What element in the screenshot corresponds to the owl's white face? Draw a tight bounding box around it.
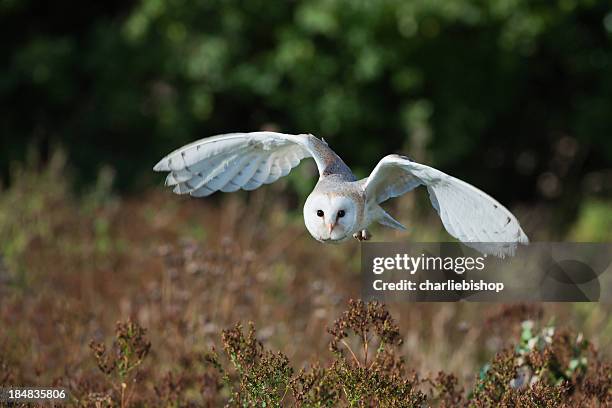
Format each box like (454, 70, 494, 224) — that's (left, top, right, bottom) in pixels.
(303, 193, 358, 243)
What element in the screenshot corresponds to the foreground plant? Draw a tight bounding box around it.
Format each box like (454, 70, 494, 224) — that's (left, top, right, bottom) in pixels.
(324, 299, 426, 407)
(82, 302, 609, 407)
(203, 322, 293, 407)
(88, 319, 151, 407)
(204, 300, 610, 407)
(468, 320, 610, 407)
(205, 300, 425, 407)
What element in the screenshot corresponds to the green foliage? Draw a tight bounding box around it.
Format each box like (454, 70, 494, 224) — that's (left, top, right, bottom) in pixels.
(2, 0, 611, 221)
(569, 199, 612, 241)
(0, 150, 69, 284)
(0, 150, 124, 289)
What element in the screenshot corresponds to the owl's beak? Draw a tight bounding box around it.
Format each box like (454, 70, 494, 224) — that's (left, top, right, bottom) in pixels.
(327, 222, 336, 234)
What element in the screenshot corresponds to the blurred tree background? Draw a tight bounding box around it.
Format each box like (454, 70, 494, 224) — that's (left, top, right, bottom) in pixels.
(1, 0, 611, 234)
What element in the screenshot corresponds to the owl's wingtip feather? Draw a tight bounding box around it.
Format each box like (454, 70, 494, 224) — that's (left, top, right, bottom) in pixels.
(153, 159, 168, 172)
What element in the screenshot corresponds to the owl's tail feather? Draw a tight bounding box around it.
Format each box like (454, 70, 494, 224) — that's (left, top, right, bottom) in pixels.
(376, 207, 407, 231)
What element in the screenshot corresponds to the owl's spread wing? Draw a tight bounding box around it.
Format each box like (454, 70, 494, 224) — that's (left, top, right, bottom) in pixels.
(153, 132, 343, 197)
(364, 154, 528, 256)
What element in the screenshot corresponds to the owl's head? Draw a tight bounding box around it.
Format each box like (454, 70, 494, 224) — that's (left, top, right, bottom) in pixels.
(303, 192, 358, 243)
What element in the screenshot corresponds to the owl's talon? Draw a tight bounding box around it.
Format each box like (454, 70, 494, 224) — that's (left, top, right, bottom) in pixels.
(353, 229, 372, 241)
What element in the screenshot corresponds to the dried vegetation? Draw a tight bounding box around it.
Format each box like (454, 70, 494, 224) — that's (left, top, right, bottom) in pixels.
(0, 155, 610, 406)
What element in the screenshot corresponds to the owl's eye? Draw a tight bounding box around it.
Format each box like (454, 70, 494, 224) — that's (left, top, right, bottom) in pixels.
(316, 210, 324, 217)
(337, 210, 346, 218)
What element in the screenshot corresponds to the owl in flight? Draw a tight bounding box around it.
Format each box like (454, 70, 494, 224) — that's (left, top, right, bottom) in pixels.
(154, 132, 528, 256)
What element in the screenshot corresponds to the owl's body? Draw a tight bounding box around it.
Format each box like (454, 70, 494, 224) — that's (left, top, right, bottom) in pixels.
(155, 132, 528, 256)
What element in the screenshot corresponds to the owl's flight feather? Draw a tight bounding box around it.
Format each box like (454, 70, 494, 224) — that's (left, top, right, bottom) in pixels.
(364, 154, 528, 256)
(153, 132, 343, 196)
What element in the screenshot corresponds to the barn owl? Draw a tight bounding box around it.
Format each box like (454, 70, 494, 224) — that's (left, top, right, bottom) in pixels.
(154, 132, 528, 256)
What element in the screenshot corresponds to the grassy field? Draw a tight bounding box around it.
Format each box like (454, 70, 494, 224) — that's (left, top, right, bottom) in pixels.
(0, 154, 610, 406)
